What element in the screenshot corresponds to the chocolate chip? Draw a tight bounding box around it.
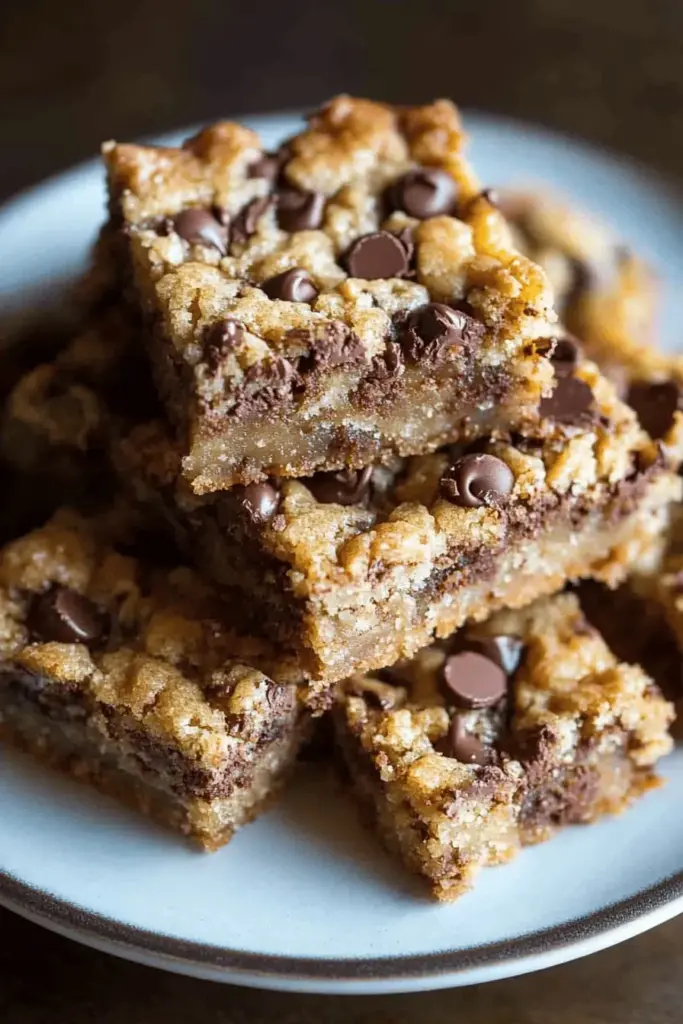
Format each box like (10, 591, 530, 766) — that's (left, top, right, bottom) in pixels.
(345, 231, 410, 279)
(230, 196, 272, 246)
(306, 466, 373, 506)
(441, 651, 508, 709)
(439, 715, 488, 765)
(262, 268, 318, 303)
(465, 636, 524, 676)
(232, 357, 296, 421)
(539, 375, 596, 424)
(388, 168, 457, 219)
(627, 380, 682, 440)
(440, 453, 514, 508)
(238, 482, 280, 524)
(27, 587, 105, 645)
(248, 153, 280, 183)
(544, 335, 583, 377)
(277, 187, 325, 232)
(173, 209, 228, 255)
(400, 303, 485, 365)
(204, 319, 245, 370)
(295, 322, 365, 374)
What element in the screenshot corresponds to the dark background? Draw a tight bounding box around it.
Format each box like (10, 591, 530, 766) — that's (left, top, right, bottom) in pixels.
(1, 0, 683, 1020)
(2, 0, 683, 203)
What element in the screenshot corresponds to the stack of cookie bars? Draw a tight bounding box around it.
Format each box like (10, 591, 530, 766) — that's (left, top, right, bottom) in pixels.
(1, 97, 680, 900)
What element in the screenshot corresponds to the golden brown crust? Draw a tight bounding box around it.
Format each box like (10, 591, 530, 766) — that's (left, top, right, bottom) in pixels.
(104, 97, 559, 491)
(0, 513, 309, 776)
(505, 189, 683, 463)
(116, 357, 681, 683)
(120, 359, 669, 590)
(505, 189, 683, 379)
(336, 593, 673, 900)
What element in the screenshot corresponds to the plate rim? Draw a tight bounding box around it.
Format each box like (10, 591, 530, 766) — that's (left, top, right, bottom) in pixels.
(2, 108, 683, 993)
(2, 868, 683, 990)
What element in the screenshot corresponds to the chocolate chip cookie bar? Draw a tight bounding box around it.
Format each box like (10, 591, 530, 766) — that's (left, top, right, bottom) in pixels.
(115, 354, 680, 688)
(1, 307, 145, 468)
(104, 97, 558, 492)
(0, 306, 153, 541)
(335, 592, 674, 900)
(504, 190, 683, 386)
(505, 191, 683, 458)
(579, 403, 683, 719)
(0, 513, 311, 849)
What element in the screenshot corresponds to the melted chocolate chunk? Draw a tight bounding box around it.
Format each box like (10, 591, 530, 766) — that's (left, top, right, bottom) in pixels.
(438, 715, 488, 765)
(204, 319, 245, 370)
(627, 380, 683, 440)
(540, 375, 596, 425)
(230, 196, 273, 246)
(27, 587, 105, 645)
(295, 321, 365, 374)
(400, 303, 484, 365)
(542, 335, 583, 377)
(440, 453, 514, 508)
(248, 153, 280, 183)
(232, 358, 296, 420)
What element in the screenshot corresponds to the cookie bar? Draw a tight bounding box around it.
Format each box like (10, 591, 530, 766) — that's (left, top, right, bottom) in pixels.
(335, 592, 674, 901)
(104, 97, 558, 492)
(115, 355, 680, 687)
(1, 306, 151, 471)
(0, 307, 152, 541)
(505, 192, 683, 461)
(580, 423, 683, 720)
(0, 513, 311, 849)
(504, 190, 683, 384)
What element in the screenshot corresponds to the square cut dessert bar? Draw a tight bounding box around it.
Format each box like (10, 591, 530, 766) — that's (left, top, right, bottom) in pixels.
(0, 513, 312, 849)
(116, 354, 681, 688)
(0, 306, 155, 542)
(103, 96, 559, 492)
(334, 592, 674, 901)
(505, 191, 683, 461)
(1, 306, 151, 470)
(578, 366, 683, 724)
(579, 376, 683, 718)
(504, 190, 683, 389)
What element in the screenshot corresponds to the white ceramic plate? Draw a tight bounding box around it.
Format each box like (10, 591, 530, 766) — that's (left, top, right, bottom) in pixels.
(1, 112, 682, 995)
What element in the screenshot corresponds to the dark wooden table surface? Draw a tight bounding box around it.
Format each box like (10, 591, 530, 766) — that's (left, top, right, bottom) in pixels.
(1, 1, 682, 1019)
